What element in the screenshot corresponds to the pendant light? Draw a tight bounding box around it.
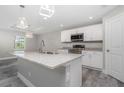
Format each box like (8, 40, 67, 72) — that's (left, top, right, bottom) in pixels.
(16, 5, 29, 29)
(39, 5, 55, 19)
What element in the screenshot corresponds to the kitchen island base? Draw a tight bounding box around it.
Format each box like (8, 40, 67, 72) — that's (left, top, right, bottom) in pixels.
(17, 56, 82, 87)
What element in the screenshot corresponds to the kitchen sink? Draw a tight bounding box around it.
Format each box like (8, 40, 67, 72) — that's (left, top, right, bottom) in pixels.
(42, 51, 59, 54)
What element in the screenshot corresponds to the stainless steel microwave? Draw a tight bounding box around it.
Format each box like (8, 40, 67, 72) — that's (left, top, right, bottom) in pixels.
(71, 33, 84, 42)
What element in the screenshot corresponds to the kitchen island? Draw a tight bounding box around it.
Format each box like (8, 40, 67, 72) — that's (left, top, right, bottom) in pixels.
(13, 51, 82, 87)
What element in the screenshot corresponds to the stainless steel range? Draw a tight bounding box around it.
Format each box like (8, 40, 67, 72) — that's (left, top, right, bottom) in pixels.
(69, 45, 85, 54)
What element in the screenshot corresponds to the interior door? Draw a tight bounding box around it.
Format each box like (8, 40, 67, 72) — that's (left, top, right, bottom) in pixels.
(105, 14, 124, 82)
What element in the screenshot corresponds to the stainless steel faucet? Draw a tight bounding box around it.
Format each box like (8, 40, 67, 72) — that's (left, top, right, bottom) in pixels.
(39, 40, 45, 53)
(41, 40, 45, 47)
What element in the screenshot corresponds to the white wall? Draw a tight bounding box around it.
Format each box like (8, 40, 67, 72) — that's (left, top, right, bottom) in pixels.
(25, 36, 39, 51)
(0, 29, 38, 55)
(37, 31, 63, 51)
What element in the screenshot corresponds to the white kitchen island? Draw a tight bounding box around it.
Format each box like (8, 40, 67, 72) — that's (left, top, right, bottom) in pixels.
(13, 51, 82, 87)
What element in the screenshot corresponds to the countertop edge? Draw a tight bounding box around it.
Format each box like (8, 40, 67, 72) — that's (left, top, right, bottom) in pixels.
(15, 54, 82, 69)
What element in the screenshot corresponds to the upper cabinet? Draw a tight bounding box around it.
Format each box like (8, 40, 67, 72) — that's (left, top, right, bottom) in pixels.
(81, 24, 103, 41)
(70, 28, 79, 35)
(90, 24, 103, 41)
(61, 30, 71, 42)
(61, 24, 103, 43)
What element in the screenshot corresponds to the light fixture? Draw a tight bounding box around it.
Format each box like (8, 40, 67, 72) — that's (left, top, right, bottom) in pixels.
(16, 5, 29, 29)
(39, 5, 55, 19)
(16, 17, 29, 29)
(60, 24, 64, 27)
(25, 31, 33, 38)
(89, 16, 93, 20)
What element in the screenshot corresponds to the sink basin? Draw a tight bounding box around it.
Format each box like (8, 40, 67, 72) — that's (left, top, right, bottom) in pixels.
(42, 51, 59, 54)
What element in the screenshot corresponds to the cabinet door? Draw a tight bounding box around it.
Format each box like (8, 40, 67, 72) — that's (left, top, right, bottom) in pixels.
(82, 52, 92, 66)
(61, 31, 66, 42)
(83, 24, 103, 41)
(92, 24, 103, 41)
(70, 29, 78, 35)
(61, 30, 71, 42)
(77, 27, 84, 34)
(91, 52, 103, 69)
(84, 29, 93, 41)
(66, 31, 71, 42)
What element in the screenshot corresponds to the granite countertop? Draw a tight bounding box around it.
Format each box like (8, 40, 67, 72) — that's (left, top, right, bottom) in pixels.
(13, 51, 82, 69)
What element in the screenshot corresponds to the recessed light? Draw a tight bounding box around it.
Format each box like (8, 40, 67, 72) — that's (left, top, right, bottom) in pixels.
(60, 24, 64, 27)
(89, 17, 93, 20)
(43, 17, 48, 20)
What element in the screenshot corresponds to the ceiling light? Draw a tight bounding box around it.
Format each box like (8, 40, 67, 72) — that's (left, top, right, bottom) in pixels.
(43, 17, 48, 20)
(89, 16, 93, 20)
(16, 17, 29, 29)
(60, 24, 64, 27)
(25, 32, 33, 38)
(39, 5, 55, 19)
(16, 5, 29, 29)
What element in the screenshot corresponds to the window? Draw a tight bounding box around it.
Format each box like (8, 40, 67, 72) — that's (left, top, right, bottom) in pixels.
(15, 36, 25, 50)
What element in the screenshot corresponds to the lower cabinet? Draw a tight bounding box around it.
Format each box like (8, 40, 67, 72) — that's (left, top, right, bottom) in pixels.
(82, 51, 103, 69)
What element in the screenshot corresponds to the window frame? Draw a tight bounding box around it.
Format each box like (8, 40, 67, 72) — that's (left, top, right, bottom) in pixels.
(14, 35, 26, 51)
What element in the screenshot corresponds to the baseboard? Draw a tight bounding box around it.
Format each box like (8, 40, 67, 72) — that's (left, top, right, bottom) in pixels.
(17, 72, 35, 87)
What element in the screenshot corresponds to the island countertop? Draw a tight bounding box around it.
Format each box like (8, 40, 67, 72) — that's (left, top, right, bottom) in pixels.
(13, 51, 82, 69)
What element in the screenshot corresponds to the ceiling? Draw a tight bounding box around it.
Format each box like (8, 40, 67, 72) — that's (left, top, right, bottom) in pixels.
(0, 5, 118, 34)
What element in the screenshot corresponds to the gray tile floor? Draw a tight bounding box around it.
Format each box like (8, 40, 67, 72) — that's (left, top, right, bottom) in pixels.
(0, 66, 26, 87)
(0, 66, 124, 87)
(4, 77, 27, 87)
(82, 67, 124, 87)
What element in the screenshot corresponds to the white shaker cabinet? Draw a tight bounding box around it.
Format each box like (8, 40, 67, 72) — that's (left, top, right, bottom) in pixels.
(70, 29, 78, 35)
(82, 51, 103, 69)
(78, 24, 103, 41)
(83, 28, 93, 41)
(77, 27, 84, 34)
(61, 30, 71, 42)
(91, 24, 103, 41)
(81, 51, 92, 67)
(91, 51, 103, 68)
(61, 24, 103, 42)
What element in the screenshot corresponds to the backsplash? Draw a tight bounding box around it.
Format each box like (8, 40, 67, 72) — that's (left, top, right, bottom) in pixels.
(62, 42, 103, 49)
(38, 31, 103, 51)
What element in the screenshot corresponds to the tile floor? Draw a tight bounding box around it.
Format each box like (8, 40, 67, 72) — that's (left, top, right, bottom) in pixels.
(82, 67, 124, 87)
(4, 77, 27, 87)
(0, 67, 124, 87)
